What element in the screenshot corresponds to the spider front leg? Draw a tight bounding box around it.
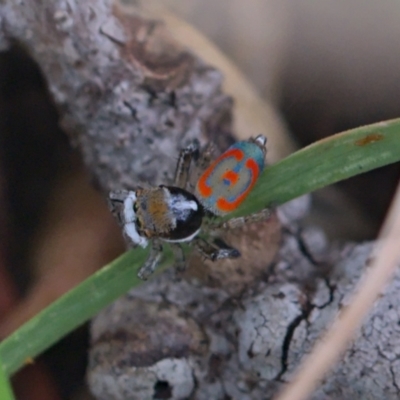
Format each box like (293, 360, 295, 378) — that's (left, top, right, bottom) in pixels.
(173, 140, 200, 189)
(138, 239, 163, 280)
(108, 189, 131, 226)
(188, 141, 216, 191)
(192, 237, 241, 261)
(174, 139, 217, 192)
(209, 208, 271, 230)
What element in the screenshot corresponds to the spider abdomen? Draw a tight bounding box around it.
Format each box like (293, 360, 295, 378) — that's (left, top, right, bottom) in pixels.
(195, 135, 267, 215)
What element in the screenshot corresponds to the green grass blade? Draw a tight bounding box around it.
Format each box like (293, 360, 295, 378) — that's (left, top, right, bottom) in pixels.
(0, 362, 15, 400)
(1, 118, 400, 376)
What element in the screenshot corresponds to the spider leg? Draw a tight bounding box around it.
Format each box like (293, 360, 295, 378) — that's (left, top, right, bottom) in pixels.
(170, 243, 187, 273)
(138, 239, 163, 280)
(108, 189, 132, 225)
(188, 141, 216, 191)
(209, 208, 271, 230)
(192, 237, 240, 261)
(173, 140, 200, 189)
(196, 141, 215, 170)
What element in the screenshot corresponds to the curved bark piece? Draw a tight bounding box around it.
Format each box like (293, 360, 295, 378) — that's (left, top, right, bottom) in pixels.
(0, 0, 233, 190)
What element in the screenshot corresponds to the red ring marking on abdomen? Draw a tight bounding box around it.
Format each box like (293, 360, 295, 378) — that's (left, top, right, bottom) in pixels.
(196, 148, 244, 198)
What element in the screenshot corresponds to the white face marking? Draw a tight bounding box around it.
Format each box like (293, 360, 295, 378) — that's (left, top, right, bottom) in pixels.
(162, 228, 201, 243)
(123, 191, 137, 223)
(124, 224, 148, 248)
(122, 191, 148, 248)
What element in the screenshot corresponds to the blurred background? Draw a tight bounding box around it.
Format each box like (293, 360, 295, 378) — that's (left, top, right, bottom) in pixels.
(1, 1, 400, 398)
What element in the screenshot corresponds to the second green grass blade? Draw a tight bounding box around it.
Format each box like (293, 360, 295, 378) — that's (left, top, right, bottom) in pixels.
(1, 118, 400, 377)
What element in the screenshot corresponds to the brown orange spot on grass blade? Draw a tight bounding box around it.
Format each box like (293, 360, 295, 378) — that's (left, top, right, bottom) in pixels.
(355, 133, 384, 146)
